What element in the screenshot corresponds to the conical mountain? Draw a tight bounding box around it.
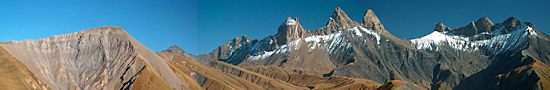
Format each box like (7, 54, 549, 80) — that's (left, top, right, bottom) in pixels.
(0, 26, 198, 90)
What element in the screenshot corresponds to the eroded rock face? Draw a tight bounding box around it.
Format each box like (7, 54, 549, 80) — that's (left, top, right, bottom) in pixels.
(276, 17, 314, 45)
(317, 7, 361, 35)
(454, 21, 479, 36)
(475, 17, 495, 32)
(363, 9, 385, 32)
(434, 22, 452, 32)
(0, 26, 188, 90)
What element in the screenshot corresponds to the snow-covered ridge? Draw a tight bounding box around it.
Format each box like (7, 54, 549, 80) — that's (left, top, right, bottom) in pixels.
(246, 26, 381, 61)
(410, 24, 537, 55)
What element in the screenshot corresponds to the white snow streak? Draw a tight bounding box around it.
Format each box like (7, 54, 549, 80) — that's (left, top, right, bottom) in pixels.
(410, 24, 537, 55)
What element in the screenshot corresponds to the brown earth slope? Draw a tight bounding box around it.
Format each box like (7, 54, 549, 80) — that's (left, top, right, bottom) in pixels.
(0, 44, 51, 90)
(158, 52, 403, 90)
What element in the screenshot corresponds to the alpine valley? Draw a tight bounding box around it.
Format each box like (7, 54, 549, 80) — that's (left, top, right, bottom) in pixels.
(1, 7, 549, 90)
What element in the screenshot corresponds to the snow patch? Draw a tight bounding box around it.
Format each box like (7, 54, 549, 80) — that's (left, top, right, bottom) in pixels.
(286, 19, 297, 26)
(358, 26, 381, 45)
(247, 26, 382, 61)
(247, 38, 301, 61)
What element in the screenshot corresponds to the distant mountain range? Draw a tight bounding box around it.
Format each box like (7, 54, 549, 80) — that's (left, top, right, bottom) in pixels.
(0, 7, 548, 90)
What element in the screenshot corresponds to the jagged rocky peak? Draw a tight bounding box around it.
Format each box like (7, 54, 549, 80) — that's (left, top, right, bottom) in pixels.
(363, 9, 385, 31)
(434, 22, 452, 32)
(329, 7, 359, 29)
(501, 16, 524, 33)
(454, 21, 479, 36)
(284, 17, 298, 26)
(234, 35, 251, 41)
(276, 17, 312, 45)
(503, 16, 522, 26)
(317, 7, 360, 35)
(475, 16, 495, 32)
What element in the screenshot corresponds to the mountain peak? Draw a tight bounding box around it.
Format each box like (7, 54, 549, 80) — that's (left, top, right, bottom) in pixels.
(284, 17, 298, 26)
(476, 17, 492, 23)
(363, 9, 380, 25)
(503, 16, 522, 26)
(434, 22, 451, 32)
(328, 7, 359, 28)
(97, 26, 123, 29)
(453, 21, 479, 36)
(277, 17, 312, 45)
(162, 45, 188, 54)
(475, 16, 495, 32)
(362, 9, 385, 31)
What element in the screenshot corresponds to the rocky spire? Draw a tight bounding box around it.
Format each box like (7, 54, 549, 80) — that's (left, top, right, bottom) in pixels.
(316, 7, 360, 35)
(434, 22, 451, 32)
(474, 17, 494, 32)
(363, 9, 385, 31)
(454, 21, 478, 36)
(501, 16, 523, 34)
(276, 17, 313, 45)
(328, 7, 359, 29)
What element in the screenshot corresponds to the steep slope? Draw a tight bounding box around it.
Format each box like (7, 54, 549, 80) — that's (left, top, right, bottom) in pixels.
(473, 56, 550, 90)
(0, 44, 51, 90)
(0, 26, 189, 90)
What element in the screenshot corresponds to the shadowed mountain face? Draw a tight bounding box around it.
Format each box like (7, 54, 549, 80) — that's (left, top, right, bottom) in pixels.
(179, 7, 550, 90)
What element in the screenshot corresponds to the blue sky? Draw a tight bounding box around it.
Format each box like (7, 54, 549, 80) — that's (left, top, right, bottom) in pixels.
(0, 0, 198, 54)
(2, 0, 548, 55)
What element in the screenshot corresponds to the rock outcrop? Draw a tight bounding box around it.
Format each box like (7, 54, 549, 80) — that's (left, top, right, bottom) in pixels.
(317, 7, 361, 35)
(434, 22, 452, 32)
(453, 21, 479, 36)
(475, 17, 495, 32)
(275, 17, 314, 45)
(363, 9, 385, 32)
